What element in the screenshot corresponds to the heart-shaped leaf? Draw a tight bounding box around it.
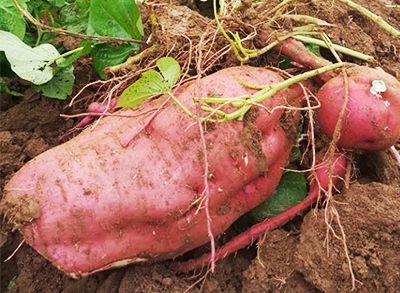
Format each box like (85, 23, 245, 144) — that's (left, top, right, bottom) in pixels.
(117, 57, 181, 108)
(0, 30, 60, 85)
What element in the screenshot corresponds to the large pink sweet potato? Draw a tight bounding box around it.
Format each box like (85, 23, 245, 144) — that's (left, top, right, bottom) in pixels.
(1, 66, 303, 278)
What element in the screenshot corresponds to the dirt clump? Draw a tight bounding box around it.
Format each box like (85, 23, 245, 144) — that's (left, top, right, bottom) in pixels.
(296, 182, 400, 292)
(242, 229, 320, 293)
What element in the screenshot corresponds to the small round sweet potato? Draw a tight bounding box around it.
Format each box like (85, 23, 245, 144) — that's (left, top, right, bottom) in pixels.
(316, 66, 400, 151)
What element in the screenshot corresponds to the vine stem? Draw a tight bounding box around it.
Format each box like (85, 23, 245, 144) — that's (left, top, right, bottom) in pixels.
(11, 0, 145, 44)
(337, 0, 400, 38)
(55, 47, 85, 61)
(292, 35, 374, 62)
(167, 92, 197, 120)
(190, 63, 346, 122)
(221, 62, 346, 121)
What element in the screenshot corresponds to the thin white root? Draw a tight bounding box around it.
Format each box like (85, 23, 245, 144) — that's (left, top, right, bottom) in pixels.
(196, 32, 216, 273)
(389, 145, 400, 167)
(4, 239, 25, 262)
(256, 230, 269, 269)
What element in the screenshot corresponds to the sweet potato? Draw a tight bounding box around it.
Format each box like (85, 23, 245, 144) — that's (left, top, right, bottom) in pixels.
(1, 66, 303, 278)
(273, 38, 400, 151)
(316, 66, 400, 151)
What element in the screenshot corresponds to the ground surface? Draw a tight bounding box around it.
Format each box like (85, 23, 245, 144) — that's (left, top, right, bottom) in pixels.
(1, 0, 400, 292)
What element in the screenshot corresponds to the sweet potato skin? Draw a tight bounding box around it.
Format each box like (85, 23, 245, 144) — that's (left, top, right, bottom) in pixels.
(2, 66, 301, 278)
(316, 66, 400, 151)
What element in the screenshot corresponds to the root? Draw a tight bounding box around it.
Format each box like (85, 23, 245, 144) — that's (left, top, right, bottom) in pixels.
(196, 111, 216, 273)
(183, 270, 209, 293)
(255, 230, 269, 269)
(4, 239, 25, 262)
(194, 31, 219, 273)
(389, 145, 400, 167)
(323, 67, 358, 290)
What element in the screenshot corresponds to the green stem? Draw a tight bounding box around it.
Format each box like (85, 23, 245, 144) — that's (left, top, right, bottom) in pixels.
(237, 80, 269, 90)
(293, 35, 374, 62)
(265, 0, 297, 27)
(293, 24, 318, 32)
(193, 63, 347, 122)
(56, 47, 85, 61)
(268, 0, 296, 16)
(221, 62, 346, 122)
(213, 0, 245, 61)
(337, 0, 400, 38)
(33, 8, 43, 46)
(168, 92, 197, 120)
(47, 11, 56, 26)
(246, 30, 316, 59)
(281, 14, 334, 26)
(320, 32, 342, 63)
(193, 93, 252, 104)
(230, 32, 257, 55)
(50, 47, 85, 75)
(200, 105, 227, 117)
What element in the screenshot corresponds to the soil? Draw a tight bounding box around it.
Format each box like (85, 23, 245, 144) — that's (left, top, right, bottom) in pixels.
(1, 0, 400, 292)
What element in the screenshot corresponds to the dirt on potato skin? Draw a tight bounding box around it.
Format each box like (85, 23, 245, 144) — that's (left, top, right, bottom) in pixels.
(1, 0, 400, 292)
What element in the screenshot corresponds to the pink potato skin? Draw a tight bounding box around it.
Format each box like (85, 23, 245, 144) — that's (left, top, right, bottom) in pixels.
(2, 66, 302, 278)
(317, 66, 400, 151)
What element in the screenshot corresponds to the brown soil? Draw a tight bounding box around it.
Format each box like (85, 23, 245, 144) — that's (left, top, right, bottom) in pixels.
(1, 0, 400, 292)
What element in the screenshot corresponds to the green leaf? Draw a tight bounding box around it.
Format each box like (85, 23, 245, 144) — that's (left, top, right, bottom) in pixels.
(117, 70, 166, 108)
(76, 0, 91, 11)
(58, 0, 90, 33)
(156, 57, 181, 88)
(0, 0, 27, 39)
(88, 0, 143, 39)
(87, 0, 143, 78)
(0, 30, 60, 85)
(305, 43, 321, 56)
(278, 54, 293, 70)
(245, 171, 308, 223)
(91, 43, 138, 79)
(117, 57, 181, 108)
(34, 59, 74, 100)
